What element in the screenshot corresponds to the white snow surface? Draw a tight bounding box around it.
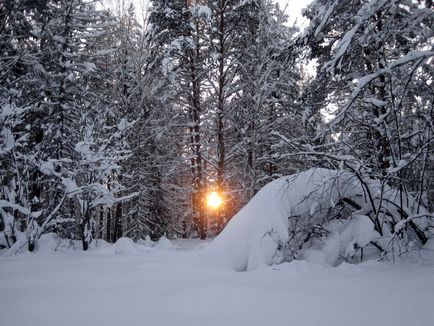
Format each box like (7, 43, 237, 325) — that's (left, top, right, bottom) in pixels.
(1, 168, 433, 325)
(1, 237, 434, 326)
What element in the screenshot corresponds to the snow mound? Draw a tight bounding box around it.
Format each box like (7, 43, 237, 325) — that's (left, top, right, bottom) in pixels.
(1, 233, 176, 257)
(114, 237, 139, 254)
(155, 236, 177, 250)
(136, 235, 177, 250)
(137, 235, 156, 247)
(201, 168, 432, 270)
(37, 233, 65, 253)
(1, 232, 75, 256)
(88, 239, 116, 255)
(202, 168, 354, 270)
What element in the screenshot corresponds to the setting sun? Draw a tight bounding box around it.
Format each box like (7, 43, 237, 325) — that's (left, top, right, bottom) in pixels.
(206, 191, 223, 209)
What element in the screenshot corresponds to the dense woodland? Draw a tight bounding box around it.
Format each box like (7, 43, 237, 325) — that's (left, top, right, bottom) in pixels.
(1, 0, 433, 257)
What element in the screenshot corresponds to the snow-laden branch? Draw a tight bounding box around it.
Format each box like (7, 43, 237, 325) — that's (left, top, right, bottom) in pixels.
(332, 51, 434, 127)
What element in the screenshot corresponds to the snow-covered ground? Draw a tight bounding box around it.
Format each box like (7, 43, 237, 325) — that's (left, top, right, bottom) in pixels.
(1, 238, 434, 326)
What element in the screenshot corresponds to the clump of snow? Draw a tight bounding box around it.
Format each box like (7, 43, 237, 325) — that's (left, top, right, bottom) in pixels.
(137, 235, 155, 247)
(39, 161, 55, 175)
(304, 233, 341, 266)
(191, 5, 211, 19)
(171, 238, 211, 251)
(114, 237, 139, 254)
(36, 233, 63, 253)
(136, 235, 177, 250)
(0, 234, 8, 249)
(92, 239, 111, 249)
(161, 57, 174, 80)
(82, 62, 96, 73)
(88, 239, 115, 255)
(304, 215, 376, 266)
(1, 232, 27, 256)
(155, 236, 177, 250)
(347, 214, 375, 247)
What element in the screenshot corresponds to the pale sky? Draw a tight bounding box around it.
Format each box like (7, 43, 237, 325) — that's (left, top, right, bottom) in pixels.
(119, 0, 313, 27)
(277, 0, 312, 27)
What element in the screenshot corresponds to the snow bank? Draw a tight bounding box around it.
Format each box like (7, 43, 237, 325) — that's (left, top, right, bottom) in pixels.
(199, 175, 290, 271)
(0, 233, 178, 257)
(1, 233, 70, 256)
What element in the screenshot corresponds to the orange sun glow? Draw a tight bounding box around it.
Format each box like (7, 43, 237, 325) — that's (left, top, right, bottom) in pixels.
(206, 191, 223, 209)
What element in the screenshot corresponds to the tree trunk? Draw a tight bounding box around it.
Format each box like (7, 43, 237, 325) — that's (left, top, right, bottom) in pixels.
(216, 5, 227, 231)
(106, 209, 111, 243)
(114, 202, 123, 241)
(187, 11, 205, 239)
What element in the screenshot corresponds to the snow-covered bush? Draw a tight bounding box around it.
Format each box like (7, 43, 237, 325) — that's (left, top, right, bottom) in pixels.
(204, 168, 434, 270)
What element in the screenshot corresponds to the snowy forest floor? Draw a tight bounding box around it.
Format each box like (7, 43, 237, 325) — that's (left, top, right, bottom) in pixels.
(1, 238, 434, 326)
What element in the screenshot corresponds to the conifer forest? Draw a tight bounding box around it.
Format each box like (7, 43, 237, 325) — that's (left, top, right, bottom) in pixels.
(1, 1, 434, 325)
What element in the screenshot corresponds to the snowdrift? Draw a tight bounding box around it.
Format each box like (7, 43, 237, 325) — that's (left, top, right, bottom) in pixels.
(202, 168, 433, 270)
(0, 232, 178, 256)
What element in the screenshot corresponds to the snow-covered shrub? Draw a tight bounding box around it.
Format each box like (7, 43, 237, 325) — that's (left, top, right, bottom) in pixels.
(204, 168, 434, 270)
(287, 169, 433, 264)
